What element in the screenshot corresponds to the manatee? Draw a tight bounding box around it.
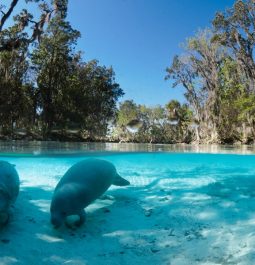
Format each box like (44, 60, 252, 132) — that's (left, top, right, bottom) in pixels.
(50, 158, 130, 228)
(0, 161, 20, 226)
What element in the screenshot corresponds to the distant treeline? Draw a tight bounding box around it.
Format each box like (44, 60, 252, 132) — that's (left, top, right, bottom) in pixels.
(1, 0, 255, 144)
(118, 0, 255, 144)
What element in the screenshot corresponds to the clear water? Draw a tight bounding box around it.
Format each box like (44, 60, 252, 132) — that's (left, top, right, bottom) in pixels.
(2, 148, 255, 195)
(1, 142, 255, 264)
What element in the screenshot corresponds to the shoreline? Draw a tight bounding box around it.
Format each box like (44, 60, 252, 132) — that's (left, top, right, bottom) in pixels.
(0, 140, 255, 156)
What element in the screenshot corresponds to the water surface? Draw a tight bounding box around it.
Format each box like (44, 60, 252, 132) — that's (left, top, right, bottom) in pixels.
(1, 142, 255, 265)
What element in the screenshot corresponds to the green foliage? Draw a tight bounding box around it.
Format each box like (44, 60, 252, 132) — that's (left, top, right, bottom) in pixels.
(236, 95, 255, 123)
(31, 15, 124, 138)
(0, 35, 32, 133)
(31, 16, 80, 133)
(112, 99, 192, 143)
(66, 60, 124, 137)
(0, 0, 124, 140)
(212, 0, 255, 92)
(117, 100, 139, 127)
(166, 1, 255, 144)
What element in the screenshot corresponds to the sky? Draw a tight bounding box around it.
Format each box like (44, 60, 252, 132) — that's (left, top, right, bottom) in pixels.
(66, 0, 236, 107)
(3, 0, 236, 107)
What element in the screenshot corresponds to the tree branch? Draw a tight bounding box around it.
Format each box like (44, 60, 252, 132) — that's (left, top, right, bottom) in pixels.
(0, 0, 19, 32)
(0, 7, 54, 51)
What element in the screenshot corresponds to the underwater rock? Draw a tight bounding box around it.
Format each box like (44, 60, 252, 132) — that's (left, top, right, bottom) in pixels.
(150, 247, 160, 253)
(144, 208, 153, 217)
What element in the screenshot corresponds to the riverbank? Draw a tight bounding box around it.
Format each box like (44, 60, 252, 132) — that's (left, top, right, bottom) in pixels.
(1, 128, 254, 146)
(0, 140, 255, 156)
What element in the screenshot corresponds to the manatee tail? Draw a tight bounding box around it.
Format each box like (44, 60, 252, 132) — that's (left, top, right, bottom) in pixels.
(113, 173, 130, 186)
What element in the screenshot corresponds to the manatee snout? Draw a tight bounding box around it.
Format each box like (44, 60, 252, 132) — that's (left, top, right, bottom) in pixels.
(113, 173, 130, 186)
(51, 213, 64, 229)
(50, 199, 66, 229)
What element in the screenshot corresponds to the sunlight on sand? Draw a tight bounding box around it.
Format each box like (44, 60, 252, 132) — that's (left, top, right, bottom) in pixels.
(36, 233, 65, 243)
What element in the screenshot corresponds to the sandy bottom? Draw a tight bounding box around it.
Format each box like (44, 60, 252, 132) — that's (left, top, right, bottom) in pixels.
(1, 153, 255, 265)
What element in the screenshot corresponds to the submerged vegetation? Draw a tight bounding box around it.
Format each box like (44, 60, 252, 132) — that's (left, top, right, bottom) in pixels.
(0, 0, 255, 144)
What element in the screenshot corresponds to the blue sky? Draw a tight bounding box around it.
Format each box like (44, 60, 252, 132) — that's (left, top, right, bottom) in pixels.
(67, 0, 236, 107)
(3, 0, 236, 107)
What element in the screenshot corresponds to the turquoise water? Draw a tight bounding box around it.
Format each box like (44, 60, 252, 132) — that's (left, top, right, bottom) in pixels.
(2, 151, 255, 193)
(1, 146, 255, 264)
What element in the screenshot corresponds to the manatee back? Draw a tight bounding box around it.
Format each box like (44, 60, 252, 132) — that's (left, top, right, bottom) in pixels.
(0, 161, 20, 204)
(55, 159, 117, 194)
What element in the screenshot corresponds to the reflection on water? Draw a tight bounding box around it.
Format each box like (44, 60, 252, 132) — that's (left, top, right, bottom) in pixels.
(0, 141, 255, 156)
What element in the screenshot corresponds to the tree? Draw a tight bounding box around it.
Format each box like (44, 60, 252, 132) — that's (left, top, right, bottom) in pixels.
(166, 29, 225, 143)
(113, 100, 139, 141)
(114, 101, 189, 143)
(137, 104, 166, 143)
(66, 60, 124, 139)
(0, 27, 32, 134)
(0, 0, 68, 52)
(31, 11, 80, 135)
(0, 0, 125, 141)
(166, 55, 202, 132)
(216, 57, 247, 142)
(212, 0, 255, 92)
(166, 100, 192, 142)
(117, 100, 139, 128)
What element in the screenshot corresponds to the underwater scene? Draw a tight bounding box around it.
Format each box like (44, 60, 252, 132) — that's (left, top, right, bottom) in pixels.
(0, 142, 255, 265)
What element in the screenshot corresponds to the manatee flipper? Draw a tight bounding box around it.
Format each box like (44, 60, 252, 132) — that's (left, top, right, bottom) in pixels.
(112, 173, 130, 186)
(64, 210, 86, 229)
(75, 209, 86, 227)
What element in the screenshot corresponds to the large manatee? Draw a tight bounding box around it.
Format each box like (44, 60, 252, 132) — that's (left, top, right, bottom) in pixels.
(50, 158, 130, 228)
(0, 161, 20, 226)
